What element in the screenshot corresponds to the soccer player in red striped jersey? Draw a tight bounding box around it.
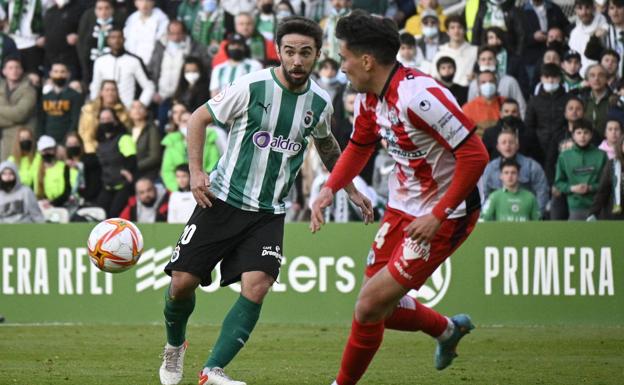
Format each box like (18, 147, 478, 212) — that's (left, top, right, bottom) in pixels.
(310, 10, 490, 385)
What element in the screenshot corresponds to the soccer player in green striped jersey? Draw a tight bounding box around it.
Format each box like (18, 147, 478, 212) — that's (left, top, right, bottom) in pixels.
(159, 16, 374, 385)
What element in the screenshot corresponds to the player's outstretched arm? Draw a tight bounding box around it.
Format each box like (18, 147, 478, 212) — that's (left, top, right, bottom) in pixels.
(188, 105, 216, 208)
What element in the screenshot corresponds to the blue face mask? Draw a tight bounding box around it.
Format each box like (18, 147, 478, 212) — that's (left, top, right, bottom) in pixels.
(204, 0, 218, 13)
(480, 82, 497, 98)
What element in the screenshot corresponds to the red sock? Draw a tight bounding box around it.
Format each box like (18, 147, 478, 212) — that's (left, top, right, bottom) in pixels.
(384, 295, 448, 337)
(336, 318, 385, 385)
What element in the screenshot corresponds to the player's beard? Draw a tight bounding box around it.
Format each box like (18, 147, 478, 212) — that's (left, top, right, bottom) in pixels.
(282, 66, 312, 88)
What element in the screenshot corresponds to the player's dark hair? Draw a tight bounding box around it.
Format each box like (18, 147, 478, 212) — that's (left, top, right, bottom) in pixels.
(168, 19, 188, 35)
(610, 0, 624, 8)
(571, 118, 594, 133)
(436, 56, 456, 71)
(575, 0, 593, 7)
(478, 45, 498, 59)
(566, 95, 584, 109)
(2, 55, 22, 69)
(444, 15, 466, 31)
(336, 10, 400, 66)
(500, 157, 520, 171)
(399, 32, 416, 47)
(502, 98, 519, 108)
(276, 16, 323, 51)
(319, 58, 339, 72)
(541, 63, 561, 78)
(600, 48, 620, 63)
(175, 163, 190, 173)
(499, 125, 519, 138)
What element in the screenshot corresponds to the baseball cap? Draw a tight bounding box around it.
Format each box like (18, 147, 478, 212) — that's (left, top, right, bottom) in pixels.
(37, 135, 56, 152)
(421, 9, 439, 21)
(563, 50, 582, 61)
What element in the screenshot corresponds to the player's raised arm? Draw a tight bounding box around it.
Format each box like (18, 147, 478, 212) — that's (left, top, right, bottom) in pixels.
(187, 105, 215, 208)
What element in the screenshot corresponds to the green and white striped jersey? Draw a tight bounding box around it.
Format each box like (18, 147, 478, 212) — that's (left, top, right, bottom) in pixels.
(206, 67, 333, 214)
(209, 59, 263, 93)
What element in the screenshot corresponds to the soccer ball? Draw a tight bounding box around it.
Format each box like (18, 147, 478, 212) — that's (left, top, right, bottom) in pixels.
(87, 218, 144, 273)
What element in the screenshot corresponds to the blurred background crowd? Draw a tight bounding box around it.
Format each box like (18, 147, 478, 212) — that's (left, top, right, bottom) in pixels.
(0, 0, 623, 225)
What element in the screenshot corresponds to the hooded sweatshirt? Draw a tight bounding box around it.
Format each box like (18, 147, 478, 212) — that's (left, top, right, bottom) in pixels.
(0, 161, 45, 223)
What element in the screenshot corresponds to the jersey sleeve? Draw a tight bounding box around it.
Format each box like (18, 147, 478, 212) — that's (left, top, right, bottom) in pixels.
(405, 86, 475, 151)
(349, 93, 381, 146)
(206, 80, 247, 129)
(311, 102, 333, 139)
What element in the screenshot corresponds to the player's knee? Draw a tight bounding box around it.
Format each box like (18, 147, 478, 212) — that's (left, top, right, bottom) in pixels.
(354, 295, 386, 323)
(170, 271, 200, 299)
(241, 272, 274, 303)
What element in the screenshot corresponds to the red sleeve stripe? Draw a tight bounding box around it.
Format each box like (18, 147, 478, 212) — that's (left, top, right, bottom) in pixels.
(425, 87, 475, 132)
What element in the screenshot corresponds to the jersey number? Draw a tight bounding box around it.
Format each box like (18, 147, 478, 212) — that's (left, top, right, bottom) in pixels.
(374, 222, 391, 249)
(180, 224, 197, 245)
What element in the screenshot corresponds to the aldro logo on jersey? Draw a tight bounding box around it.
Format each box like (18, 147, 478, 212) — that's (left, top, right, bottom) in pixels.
(252, 131, 303, 155)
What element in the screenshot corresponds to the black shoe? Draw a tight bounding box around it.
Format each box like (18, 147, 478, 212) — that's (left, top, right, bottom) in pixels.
(0, 315, 4, 323)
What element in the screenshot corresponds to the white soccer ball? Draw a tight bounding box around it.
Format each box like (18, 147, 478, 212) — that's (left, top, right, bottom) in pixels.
(87, 218, 144, 273)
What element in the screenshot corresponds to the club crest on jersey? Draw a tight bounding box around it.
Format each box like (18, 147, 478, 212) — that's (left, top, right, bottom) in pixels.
(388, 108, 400, 126)
(252, 130, 303, 155)
(302, 110, 314, 128)
(213, 87, 226, 103)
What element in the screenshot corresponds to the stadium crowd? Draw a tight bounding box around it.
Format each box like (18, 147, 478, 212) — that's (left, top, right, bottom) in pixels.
(0, 0, 623, 224)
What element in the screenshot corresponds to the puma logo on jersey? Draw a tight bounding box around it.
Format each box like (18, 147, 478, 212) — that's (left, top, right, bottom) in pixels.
(257, 101, 271, 113)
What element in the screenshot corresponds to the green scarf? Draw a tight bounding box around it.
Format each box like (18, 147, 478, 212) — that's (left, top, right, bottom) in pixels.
(496, 49, 508, 79)
(9, 0, 43, 35)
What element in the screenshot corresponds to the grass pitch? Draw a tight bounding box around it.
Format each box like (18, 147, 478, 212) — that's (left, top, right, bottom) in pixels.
(1, 323, 623, 385)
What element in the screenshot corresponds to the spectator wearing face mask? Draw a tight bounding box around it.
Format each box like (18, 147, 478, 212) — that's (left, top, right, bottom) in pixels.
(482, 99, 542, 162)
(525, 63, 568, 164)
(149, 20, 211, 129)
(405, 0, 447, 38)
(0, 160, 44, 223)
(462, 70, 505, 137)
(38, 63, 83, 143)
(315, 58, 345, 108)
(275, 1, 295, 24)
(120, 177, 169, 222)
(7, 127, 40, 189)
(468, 46, 526, 118)
(256, 0, 278, 41)
(94, 107, 137, 218)
(173, 57, 211, 113)
(414, 10, 448, 68)
(520, 0, 569, 87)
(483, 27, 530, 97)
(432, 16, 477, 86)
(63, 131, 102, 206)
(209, 34, 262, 97)
(34, 135, 77, 209)
(436, 56, 468, 105)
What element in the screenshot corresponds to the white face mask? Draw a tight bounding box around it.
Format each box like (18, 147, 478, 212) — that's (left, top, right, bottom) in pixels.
(480, 82, 497, 98)
(179, 126, 188, 137)
(543, 82, 560, 93)
(184, 72, 200, 85)
(479, 65, 497, 73)
(55, 0, 68, 7)
(422, 26, 438, 38)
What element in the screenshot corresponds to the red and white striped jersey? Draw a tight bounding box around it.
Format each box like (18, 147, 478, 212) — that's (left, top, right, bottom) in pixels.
(351, 64, 479, 218)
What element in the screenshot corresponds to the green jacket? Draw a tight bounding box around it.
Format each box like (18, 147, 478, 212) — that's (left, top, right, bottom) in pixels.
(555, 144, 607, 210)
(37, 87, 82, 142)
(481, 187, 541, 222)
(161, 131, 188, 192)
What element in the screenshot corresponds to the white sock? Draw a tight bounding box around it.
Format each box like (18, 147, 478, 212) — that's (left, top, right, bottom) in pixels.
(331, 381, 339, 385)
(436, 317, 455, 342)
